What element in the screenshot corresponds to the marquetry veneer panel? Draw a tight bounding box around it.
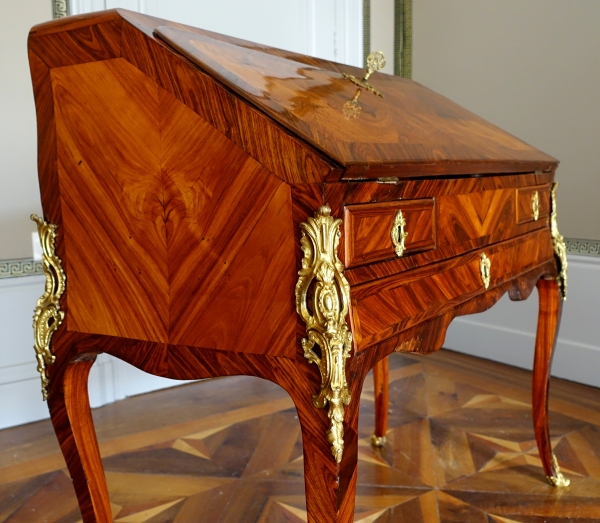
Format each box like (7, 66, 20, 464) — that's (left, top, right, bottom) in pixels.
(517, 184, 550, 224)
(53, 57, 296, 356)
(350, 228, 554, 351)
(327, 177, 554, 285)
(344, 199, 435, 268)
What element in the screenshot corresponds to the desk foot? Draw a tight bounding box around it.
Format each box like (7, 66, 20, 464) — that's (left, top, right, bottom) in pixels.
(372, 357, 389, 448)
(547, 453, 571, 487)
(533, 278, 569, 487)
(371, 434, 386, 447)
(48, 356, 112, 522)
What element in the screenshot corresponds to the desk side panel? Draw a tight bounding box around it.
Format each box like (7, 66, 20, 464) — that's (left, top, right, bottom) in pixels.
(53, 59, 169, 343)
(49, 57, 296, 357)
(29, 11, 341, 187)
(158, 86, 297, 356)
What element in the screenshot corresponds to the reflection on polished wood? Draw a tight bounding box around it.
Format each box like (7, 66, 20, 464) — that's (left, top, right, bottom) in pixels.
(27, 9, 569, 523)
(155, 25, 556, 178)
(2, 350, 600, 522)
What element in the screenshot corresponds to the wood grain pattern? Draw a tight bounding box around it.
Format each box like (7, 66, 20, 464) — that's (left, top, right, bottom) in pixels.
(53, 58, 169, 343)
(372, 357, 389, 442)
(50, 57, 297, 356)
(28, 50, 62, 227)
(517, 183, 550, 224)
(155, 24, 557, 178)
(118, 18, 340, 186)
(326, 175, 555, 285)
(344, 199, 435, 268)
(48, 356, 111, 523)
(27, 9, 568, 523)
(28, 13, 122, 69)
(351, 229, 554, 351)
(533, 277, 564, 480)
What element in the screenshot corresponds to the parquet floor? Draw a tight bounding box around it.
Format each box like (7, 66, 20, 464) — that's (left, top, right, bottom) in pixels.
(1, 349, 600, 522)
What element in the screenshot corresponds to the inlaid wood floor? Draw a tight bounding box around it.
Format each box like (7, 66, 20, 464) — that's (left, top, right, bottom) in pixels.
(1, 349, 600, 522)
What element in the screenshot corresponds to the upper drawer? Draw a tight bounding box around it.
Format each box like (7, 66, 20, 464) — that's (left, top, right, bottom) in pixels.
(517, 184, 550, 224)
(344, 199, 435, 268)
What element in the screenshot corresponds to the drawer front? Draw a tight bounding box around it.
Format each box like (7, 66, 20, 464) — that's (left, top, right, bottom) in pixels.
(344, 199, 435, 268)
(333, 180, 555, 286)
(517, 184, 550, 224)
(349, 228, 554, 351)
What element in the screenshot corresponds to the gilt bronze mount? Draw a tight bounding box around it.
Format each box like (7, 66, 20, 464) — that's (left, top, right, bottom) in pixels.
(342, 51, 386, 97)
(480, 252, 491, 290)
(31, 214, 66, 400)
(548, 453, 571, 487)
(550, 183, 568, 300)
(391, 209, 408, 257)
(531, 190, 540, 221)
(295, 205, 353, 463)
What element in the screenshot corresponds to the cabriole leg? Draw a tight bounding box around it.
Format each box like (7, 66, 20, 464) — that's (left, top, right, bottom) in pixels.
(532, 277, 569, 487)
(274, 357, 361, 523)
(48, 356, 112, 522)
(371, 357, 389, 447)
(293, 384, 360, 523)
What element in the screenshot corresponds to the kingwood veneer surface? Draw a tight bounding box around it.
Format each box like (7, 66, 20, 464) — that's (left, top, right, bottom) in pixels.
(27, 9, 569, 522)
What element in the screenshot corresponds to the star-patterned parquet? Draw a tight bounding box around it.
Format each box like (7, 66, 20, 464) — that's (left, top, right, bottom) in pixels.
(1, 349, 600, 522)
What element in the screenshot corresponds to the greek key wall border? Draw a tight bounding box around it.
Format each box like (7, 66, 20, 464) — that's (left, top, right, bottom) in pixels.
(564, 238, 600, 257)
(0, 259, 44, 280)
(52, 0, 69, 18)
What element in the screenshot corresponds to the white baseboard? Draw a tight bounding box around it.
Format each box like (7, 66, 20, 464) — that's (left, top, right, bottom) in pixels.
(445, 254, 600, 388)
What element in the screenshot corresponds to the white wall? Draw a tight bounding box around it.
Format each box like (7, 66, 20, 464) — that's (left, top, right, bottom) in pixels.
(70, 0, 363, 66)
(369, 0, 395, 75)
(412, 0, 600, 242)
(0, 0, 49, 260)
(408, 1, 600, 385)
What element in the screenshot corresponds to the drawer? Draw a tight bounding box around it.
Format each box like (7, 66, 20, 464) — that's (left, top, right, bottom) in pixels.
(349, 228, 554, 351)
(517, 184, 550, 224)
(344, 199, 435, 268)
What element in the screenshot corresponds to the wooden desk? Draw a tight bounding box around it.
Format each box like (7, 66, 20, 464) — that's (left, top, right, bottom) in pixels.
(28, 10, 568, 522)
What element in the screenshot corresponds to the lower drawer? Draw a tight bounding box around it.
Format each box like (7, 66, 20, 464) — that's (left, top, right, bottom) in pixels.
(349, 228, 554, 351)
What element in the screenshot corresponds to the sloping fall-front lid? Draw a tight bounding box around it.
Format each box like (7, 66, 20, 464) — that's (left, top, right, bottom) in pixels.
(155, 25, 556, 178)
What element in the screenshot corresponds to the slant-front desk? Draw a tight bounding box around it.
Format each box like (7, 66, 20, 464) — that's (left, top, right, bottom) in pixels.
(28, 10, 568, 522)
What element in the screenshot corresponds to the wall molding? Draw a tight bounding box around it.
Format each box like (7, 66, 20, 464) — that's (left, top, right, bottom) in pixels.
(363, 0, 412, 76)
(565, 238, 600, 257)
(52, 0, 69, 18)
(0, 258, 43, 279)
(394, 0, 412, 77)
